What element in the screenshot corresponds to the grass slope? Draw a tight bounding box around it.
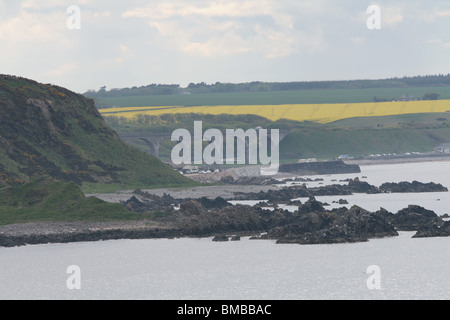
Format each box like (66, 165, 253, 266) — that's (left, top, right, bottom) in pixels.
(0, 75, 197, 192)
(0, 176, 151, 225)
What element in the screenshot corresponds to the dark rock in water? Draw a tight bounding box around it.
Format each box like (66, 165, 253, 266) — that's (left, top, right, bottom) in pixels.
(309, 184, 352, 196)
(212, 235, 229, 242)
(391, 205, 443, 231)
(276, 225, 368, 245)
(441, 214, 450, 218)
(233, 179, 446, 204)
(413, 221, 450, 238)
(269, 205, 398, 245)
(265, 187, 310, 202)
(338, 199, 349, 205)
(347, 178, 380, 194)
(334, 206, 398, 239)
(379, 181, 448, 193)
(230, 235, 241, 241)
(174, 204, 267, 237)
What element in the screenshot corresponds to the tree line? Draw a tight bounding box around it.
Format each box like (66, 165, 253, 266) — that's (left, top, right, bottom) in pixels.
(84, 74, 450, 98)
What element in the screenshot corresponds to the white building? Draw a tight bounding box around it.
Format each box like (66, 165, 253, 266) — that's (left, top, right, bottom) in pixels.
(434, 143, 450, 154)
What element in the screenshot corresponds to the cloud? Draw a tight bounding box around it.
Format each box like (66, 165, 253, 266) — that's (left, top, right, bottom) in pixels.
(0, 0, 448, 93)
(382, 6, 404, 27)
(122, 0, 325, 58)
(122, 0, 276, 19)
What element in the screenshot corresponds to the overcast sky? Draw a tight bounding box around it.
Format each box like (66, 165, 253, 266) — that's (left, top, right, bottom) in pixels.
(1, 0, 449, 93)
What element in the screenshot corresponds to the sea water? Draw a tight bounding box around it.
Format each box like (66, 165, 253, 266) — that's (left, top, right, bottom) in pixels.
(1, 161, 450, 300)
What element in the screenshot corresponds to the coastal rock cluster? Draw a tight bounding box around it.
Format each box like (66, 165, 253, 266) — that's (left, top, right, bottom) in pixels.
(233, 178, 448, 202)
(1, 177, 447, 247)
(162, 197, 446, 245)
(116, 178, 449, 245)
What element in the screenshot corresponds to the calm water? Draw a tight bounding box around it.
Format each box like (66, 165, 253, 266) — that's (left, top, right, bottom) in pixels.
(1, 161, 450, 300)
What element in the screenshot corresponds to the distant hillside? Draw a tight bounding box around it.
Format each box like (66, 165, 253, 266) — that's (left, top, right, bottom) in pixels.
(0, 75, 196, 191)
(104, 112, 450, 162)
(84, 74, 450, 108)
(85, 74, 450, 98)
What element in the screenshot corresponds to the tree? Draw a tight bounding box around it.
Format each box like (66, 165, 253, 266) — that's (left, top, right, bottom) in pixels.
(423, 93, 440, 100)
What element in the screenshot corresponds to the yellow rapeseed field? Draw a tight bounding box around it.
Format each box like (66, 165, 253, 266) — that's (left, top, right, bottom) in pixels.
(99, 100, 450, 124)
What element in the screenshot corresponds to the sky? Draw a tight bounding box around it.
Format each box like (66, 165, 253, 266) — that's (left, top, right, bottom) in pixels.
(0, 0, 449, 93)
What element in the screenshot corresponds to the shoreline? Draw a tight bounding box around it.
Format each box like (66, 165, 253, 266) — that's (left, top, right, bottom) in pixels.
(0, 221, 183, 248)
(3, 157, 450, 248)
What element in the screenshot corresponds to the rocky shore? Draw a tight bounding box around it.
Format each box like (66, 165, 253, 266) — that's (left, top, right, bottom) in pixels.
(1, 196, 447, 247)
(1, 176, 449, 248)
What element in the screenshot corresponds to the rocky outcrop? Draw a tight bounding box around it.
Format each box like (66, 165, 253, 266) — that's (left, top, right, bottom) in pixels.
(168, 198, 399, 245)
(121, 193, 178, 213)
(413, 221, 450, 238)
(388, 205, 443, 231)
(379, 181, 448, 193)
(121, 190, 231, 213)
(212, 235, 229, 242)
(269, 205, 398, 245)
(298, 197, 326, 214)
(1, 198, 445, 247)
(180, 200, 205, 216)
(234, 185, 351, 202)
(346, 178, 380, 194)
(196, 196, 232, 209)
(276, 225, 368, 245)
(233, 179, 448, 202)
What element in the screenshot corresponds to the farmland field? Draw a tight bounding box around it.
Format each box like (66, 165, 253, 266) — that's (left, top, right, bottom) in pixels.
(100, 100, 450, 123)
(94, 86, 450, 108)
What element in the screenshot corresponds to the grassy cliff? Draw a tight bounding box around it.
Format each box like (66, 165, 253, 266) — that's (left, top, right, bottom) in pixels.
(0, 75, 196, 191)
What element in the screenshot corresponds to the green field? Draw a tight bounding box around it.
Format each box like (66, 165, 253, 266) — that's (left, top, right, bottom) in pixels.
(95, 86, 450, 108)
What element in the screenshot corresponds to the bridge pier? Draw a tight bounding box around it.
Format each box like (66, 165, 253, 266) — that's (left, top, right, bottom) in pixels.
(139, 138, 162, 158)
(119, 133, 171, 158)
